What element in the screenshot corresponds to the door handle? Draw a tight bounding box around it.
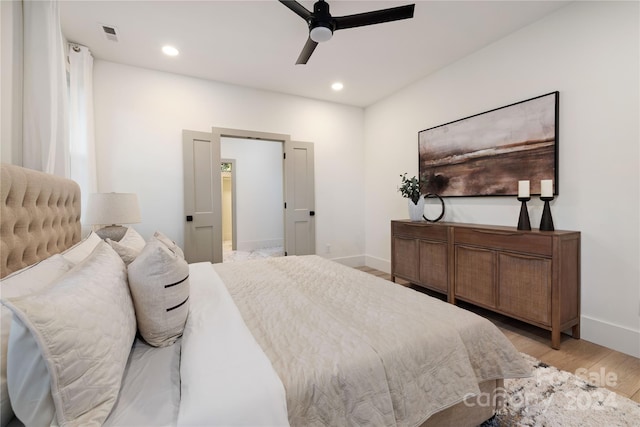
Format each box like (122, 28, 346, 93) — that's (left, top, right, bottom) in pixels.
(310, 211, 315, 216)
(186, 215, 193, 222)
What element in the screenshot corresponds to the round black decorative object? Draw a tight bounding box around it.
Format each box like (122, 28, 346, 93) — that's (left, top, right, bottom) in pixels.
(422, 194, 445, 222)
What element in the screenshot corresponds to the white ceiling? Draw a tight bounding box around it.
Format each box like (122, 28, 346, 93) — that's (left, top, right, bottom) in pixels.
(59, 1, 570, 108)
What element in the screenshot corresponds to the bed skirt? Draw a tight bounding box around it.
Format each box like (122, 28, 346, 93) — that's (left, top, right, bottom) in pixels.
(422, 379, 503, 427)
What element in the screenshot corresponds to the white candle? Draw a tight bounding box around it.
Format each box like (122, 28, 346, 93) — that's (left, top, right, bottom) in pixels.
(541, 179, 553, 197)
(518, 180, 530, 198)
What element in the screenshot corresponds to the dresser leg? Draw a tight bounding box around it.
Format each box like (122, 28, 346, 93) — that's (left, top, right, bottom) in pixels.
(572, 323, 581, 339)
(551, 329, 561, 350)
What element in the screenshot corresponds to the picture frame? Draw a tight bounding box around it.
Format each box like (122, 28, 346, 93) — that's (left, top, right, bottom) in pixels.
(418, 91, 559, 197)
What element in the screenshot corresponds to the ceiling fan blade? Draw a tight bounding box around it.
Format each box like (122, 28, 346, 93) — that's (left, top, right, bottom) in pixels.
(334, 4, 415, 31)
(279, 0, 312, 21)
(296, 37, 318, 65)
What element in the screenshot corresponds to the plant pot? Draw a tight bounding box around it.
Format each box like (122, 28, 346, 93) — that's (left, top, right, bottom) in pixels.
(408, 197, 425, 221)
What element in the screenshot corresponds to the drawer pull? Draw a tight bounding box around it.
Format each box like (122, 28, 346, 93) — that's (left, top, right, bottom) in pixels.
(471, 229, 521, 236)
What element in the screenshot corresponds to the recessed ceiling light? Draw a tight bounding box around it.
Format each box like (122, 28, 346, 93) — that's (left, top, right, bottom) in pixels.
(331, 82, 344, 91)
(162, 45, 179, 56)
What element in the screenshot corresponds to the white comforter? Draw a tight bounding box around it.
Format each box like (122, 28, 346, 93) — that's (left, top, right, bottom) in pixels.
(215, 256, 531, 426)
(177, 262, 289, 426)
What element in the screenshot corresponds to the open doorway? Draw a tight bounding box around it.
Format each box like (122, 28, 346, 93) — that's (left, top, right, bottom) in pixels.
(183, 127, 315, 264)
(221, 137, 285, 262)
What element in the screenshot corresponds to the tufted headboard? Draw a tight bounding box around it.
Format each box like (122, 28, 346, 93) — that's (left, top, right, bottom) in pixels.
(0, 164, 82, 278)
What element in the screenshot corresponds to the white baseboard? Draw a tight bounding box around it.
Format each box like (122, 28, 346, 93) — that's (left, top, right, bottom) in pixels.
(364, 255, 391, 274)
(580, 315, 640, 358)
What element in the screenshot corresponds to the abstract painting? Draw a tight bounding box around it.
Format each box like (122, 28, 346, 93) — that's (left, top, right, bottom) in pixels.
(419, 92, 559, 197)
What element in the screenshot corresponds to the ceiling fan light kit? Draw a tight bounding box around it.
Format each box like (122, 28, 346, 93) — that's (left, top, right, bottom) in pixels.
(279, 0, 415, 64)
(310, 25, 333, 43)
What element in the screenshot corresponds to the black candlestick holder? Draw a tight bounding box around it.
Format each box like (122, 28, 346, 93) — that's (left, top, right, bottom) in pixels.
(540, 196, 555, 231)
(517, 197, 531, 230)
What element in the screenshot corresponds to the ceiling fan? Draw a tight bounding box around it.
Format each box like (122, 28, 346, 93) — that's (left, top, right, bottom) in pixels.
(279, 0, 416, 65)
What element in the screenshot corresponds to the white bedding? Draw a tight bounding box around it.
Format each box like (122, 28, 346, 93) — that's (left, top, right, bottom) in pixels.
(177, 262, 289, 427)
(104, 338, 181, 426)
(216, 256, 531, 426)
(6, 262, 288, 427)
(4, 255, 525, 427)
(108, 262, 288, 426)
(6, 338, 181, 427)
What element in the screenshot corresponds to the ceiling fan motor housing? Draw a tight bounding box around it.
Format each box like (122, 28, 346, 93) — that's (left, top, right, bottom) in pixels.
(309, 0, 335, 41)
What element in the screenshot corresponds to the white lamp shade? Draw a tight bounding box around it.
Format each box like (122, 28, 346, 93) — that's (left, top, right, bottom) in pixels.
(84, 193, 141, 225)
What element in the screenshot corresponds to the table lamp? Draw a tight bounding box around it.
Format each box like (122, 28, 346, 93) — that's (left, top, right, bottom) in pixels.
(85, 193, 141, 241)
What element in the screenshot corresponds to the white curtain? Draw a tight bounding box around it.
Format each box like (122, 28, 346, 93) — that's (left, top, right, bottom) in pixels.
(22, 0, 69, 177)
(68, 44, 97, 221)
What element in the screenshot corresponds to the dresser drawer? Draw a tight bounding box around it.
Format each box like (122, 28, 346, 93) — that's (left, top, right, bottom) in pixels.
(392, 222, 447, 241)
(454, 227, 552, 256)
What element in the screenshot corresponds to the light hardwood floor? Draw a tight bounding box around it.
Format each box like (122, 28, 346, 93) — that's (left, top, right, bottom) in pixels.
(354, 266, 640, 404)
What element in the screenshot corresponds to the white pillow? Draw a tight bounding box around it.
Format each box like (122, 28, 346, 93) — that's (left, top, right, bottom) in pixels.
(2, 241, 136, 427)
(7, 319, 56, 426)
(117, 226, 146, 248)
(61, 231, 102, 265)
(0, 254, 74, 427)
(152, 230, 185, 258)
(106, 227, 146, 265)
(128, 240, 190, 347)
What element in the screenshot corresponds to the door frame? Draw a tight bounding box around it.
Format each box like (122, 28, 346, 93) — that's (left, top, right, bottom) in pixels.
(212, 127, 291, 257)
(221, 158, 237, 251)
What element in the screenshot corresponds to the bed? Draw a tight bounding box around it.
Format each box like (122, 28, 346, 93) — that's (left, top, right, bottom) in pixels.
(0, 163, 530, 427)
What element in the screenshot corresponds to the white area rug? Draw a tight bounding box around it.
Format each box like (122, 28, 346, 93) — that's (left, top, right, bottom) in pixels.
(223, 245, 284, 262)
(480, 353, 640, 426)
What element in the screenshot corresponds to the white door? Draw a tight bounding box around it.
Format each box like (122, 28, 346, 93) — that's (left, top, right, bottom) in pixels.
(182, 130, 222, 263)
(284, 140, 315, 256)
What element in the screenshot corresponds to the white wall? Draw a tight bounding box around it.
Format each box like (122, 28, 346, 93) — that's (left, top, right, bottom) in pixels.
(221, 137, 284, 251)
(92, 61, 365, 263)
(364, 1, 639, 357)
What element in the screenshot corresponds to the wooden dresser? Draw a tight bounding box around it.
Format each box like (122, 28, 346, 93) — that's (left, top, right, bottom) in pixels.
(391, 220, 580, 349)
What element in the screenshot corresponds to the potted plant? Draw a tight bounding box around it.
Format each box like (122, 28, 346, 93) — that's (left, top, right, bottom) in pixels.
(398, 173, 424, 221)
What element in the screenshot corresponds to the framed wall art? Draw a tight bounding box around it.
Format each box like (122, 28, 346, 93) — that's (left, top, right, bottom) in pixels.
(419, 91, 559, 197)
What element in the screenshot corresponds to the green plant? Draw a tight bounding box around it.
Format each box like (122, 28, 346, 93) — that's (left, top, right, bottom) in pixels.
(398, 173, 422, 205)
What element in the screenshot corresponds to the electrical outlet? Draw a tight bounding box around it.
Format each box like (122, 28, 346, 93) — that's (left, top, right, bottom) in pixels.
(326, 244, 331, 254)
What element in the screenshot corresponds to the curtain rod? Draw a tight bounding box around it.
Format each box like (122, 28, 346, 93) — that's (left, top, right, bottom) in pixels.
(68, 42, 87, 52)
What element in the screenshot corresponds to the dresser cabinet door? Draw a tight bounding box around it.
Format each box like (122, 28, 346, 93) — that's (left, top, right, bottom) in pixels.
(455, 245, 496, 308)
(498, 252, 552, 326)
(393, 236, 419, 282)
(419, 240, 448, 292)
